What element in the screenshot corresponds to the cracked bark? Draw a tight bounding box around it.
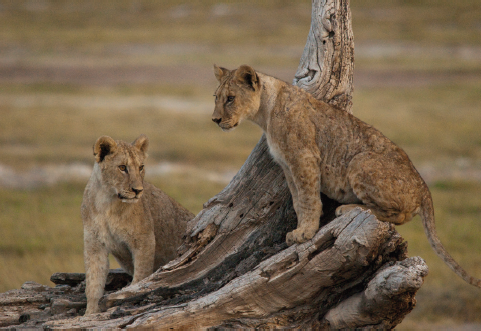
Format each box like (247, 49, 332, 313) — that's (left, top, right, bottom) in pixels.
(0, 0, 428, 328)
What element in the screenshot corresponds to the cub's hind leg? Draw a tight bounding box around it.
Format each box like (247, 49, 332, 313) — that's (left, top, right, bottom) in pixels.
(335, 203, 368, 217)
(336, 203, 414, 225)
(338, 151, 422, 225)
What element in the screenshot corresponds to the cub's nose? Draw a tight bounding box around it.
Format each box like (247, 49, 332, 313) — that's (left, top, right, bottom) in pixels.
(212, 117, 222, 124)
(132, 187, 143, 195)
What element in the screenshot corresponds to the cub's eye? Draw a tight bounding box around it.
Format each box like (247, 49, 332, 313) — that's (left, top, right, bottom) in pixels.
(227, 96, 235, 102)
(213, 94, 218, 102)
(139, 165, 144, 172)
(118, 165, 127, 172)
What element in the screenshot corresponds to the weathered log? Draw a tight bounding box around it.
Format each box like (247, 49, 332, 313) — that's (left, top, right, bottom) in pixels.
(51, 268, 132, 291)
(0, 207, 426, 328)
(0, 269, 133, 327)
(0, 0, 428, 328)
(43, 210, 425, 329)
(0, 281, 84, 327)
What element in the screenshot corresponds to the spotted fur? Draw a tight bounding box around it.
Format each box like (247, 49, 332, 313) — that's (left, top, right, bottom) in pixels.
(81, 135, 194, 314)
(212, 64, 481, 288)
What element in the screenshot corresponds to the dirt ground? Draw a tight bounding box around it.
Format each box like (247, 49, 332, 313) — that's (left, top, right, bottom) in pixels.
(2, 49, 481, 188)
(2, 61, 481, 88)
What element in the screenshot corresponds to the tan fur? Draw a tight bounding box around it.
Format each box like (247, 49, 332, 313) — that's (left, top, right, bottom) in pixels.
(212, 64, 481, 288)
(81, 135, 194, 314)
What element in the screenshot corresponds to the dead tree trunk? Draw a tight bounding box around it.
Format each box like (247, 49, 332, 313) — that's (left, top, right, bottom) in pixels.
(0, 0, 428, 328)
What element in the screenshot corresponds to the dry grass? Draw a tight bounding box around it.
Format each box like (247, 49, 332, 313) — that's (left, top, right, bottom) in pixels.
(354, 83, 481, 163)
(0, 0, 480, 328)
(0, 93, 262, 170)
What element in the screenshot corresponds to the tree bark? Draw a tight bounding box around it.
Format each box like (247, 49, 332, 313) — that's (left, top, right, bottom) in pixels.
(294, 0, 354, 112)
(0, 0, 428, 328)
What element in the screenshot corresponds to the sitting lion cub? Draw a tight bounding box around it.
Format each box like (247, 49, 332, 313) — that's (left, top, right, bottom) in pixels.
(211, 64, 481, 288)
(81, 134, 194, 314)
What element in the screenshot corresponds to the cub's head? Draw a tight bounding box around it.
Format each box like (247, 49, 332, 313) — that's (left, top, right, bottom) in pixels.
(212, 64, 261, 131)
(93, 134, 149, 203)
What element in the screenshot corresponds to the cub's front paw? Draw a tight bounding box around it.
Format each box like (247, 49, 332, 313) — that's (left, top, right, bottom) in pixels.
(286, 228, 317, 246)
(286, 231, 296, 246)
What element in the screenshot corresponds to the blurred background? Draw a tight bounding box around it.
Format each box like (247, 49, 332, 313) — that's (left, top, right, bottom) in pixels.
(0, 0, 480, 328)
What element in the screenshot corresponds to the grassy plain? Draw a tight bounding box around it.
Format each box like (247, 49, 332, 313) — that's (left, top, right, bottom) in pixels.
(1, 0, 480, 328)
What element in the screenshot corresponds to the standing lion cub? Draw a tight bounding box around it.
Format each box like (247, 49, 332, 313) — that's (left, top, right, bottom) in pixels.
(212, 64, 481, 288)
(81, 134, 194, 314)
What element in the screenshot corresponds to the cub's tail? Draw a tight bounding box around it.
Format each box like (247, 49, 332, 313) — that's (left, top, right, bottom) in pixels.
(421, 193, 481, 288)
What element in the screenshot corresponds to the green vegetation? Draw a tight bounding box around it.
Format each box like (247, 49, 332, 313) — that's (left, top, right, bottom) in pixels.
(0, 0, 480, 328)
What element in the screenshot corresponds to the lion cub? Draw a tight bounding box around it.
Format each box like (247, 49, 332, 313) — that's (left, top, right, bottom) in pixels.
(81, 134, 194, 314)
(212, 64, 481, 288)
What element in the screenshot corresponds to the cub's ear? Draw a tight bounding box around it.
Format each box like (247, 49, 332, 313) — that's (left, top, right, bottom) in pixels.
(214, 64, 230, 82)
(133, 134, 149, 155)
(94, 136, 117, 163)
(234, 65, 258, 91)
